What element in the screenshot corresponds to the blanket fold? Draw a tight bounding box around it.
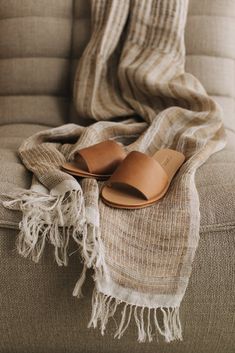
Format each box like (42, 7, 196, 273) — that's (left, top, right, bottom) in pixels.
(2, 0, 226, 343)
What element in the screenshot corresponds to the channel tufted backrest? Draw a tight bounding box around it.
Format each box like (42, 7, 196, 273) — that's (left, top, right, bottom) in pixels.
(0, 0, 234, 130)
(186, 0, 235, 131)
(0, 0, 74, 126)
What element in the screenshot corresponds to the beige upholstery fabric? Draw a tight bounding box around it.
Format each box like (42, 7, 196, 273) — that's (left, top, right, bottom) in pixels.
(0, 1, 73, 126)
(186, 0, 235, 132)
(196, 134, 235, 230)
(0, 0, 234, 351)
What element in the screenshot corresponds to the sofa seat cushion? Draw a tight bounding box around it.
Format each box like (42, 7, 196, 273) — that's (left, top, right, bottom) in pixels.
(0, 124, 235, 233)
(195, 130, 235, 232)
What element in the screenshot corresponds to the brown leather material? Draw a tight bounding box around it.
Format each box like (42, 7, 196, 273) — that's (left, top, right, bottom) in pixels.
(101, 149, 185, 209)
(75, 140, 126, 175)
(107, 151, 169, 200)
(61, 140, 126, 179)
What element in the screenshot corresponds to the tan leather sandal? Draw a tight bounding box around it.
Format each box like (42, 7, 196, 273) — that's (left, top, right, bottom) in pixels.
(101, 149, 185, 209)
(61, 140, 126, 180)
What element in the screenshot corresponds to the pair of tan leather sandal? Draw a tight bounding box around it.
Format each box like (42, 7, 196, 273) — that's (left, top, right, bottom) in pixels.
(62, 140, 185, 209)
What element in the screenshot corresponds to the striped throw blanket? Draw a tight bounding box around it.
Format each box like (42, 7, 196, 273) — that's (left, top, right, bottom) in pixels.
(3, 0, 226, 343)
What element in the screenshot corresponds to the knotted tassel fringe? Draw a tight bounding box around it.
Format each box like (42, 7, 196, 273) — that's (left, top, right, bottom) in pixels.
(3, 188, 86, 266)
(88, 289, 183, 343)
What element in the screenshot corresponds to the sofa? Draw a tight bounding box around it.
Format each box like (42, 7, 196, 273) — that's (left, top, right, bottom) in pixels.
(0, 1, 234, 352)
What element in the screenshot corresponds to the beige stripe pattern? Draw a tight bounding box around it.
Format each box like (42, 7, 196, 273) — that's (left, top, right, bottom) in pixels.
(3, 0, 226, 343)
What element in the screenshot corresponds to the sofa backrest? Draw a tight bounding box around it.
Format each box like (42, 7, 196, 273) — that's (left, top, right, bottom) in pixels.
(0, 0, 234, 130)
(0, 0, 90, 126)
(186, 0, 235, 131)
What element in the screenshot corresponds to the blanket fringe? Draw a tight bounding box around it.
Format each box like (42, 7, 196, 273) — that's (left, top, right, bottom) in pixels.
(72, 222, 105, 297)
(88, 289, 182, 343)
(72, 263, 87, 298)
(3, 189, 86, 266)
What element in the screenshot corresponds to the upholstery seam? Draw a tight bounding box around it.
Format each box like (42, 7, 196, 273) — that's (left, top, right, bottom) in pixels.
(200, 223, 235, 233)
(186, 53, 235, 61)
(189, 14, 235, 19)
(0, 15, 90, 21)
(0, 94, 69, 98)
(1, 220, 235, 233)
(0, 57, 70, 61)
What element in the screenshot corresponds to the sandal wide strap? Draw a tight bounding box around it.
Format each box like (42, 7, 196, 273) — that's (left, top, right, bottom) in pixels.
(74, 140, 126, 175)
(107, 151, 169, 200)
